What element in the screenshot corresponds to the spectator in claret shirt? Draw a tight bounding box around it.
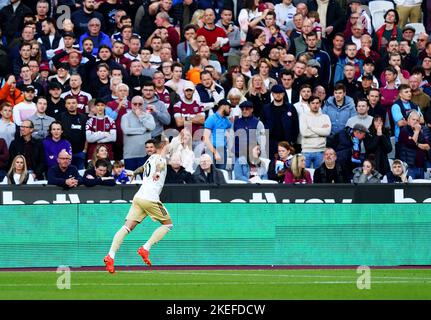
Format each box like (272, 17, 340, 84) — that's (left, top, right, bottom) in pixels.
(154, 11, 180, 61)
(85, 98, 116, 161)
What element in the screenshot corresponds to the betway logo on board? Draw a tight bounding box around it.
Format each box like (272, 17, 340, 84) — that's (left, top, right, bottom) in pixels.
(200, 189, 431, 204)
(200, 190, 353, 204)
(1, 191, 130, 205)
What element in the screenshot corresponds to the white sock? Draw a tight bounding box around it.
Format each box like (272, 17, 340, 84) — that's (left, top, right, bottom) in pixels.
(108, 225, 131, 259)
(143, 225, 172, 251)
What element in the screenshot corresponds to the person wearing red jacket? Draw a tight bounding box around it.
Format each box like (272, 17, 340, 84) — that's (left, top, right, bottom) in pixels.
(0, 75, 24, 107)
(197, 8, 230, 67)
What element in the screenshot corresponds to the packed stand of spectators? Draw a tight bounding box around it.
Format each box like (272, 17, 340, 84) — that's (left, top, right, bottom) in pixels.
(1, 0, 431, 186)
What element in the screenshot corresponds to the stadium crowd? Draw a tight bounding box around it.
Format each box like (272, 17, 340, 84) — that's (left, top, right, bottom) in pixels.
(1, 0, 431, 186)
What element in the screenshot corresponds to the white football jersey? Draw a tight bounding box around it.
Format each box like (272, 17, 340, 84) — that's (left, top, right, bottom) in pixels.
(135, 154, 167, 202)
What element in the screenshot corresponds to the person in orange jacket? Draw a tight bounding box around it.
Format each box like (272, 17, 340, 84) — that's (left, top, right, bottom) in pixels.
(0, 75, 24, 107)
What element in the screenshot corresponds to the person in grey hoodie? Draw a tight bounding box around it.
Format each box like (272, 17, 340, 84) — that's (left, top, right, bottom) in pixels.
(352, 158, 382, 184)
(141, 81, 171, 137)
(121, 96, 156, 170)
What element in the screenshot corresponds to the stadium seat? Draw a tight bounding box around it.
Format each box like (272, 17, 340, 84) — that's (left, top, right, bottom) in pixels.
(227, 179, 248, 184)
(411, 179, 431, 183)
(219, 169, 230, 181)
(368, 0, 394, 31)
(388, 136, 396, 159)
(256, 179, 279, 184)
(307, 168, 315, 182)
(405, 23, 426, 41)
(32, 180, 48, 185)
(78, 169, 86, 176)
(129, 180, 143, 184)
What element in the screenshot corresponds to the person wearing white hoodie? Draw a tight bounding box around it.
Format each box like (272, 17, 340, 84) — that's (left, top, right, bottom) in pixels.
(299, 95, 332, 168)
(394, 0, 423, 28)
(275, 0, 297, 33)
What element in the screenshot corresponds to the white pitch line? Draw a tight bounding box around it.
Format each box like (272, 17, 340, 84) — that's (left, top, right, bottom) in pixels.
(134, 271, 431, 281)
(1, 280, 431, 288)
(2, 271, 431, 281)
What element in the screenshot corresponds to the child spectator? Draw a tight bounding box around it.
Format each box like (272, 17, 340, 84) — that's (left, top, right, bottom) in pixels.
(112, 160, 130, 184)
(186, 55, 202, 85)
(308, 11, 322, 40)
(268, 24, 287, 47)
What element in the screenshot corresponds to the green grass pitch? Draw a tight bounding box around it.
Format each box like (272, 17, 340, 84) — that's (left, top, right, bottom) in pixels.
(0, 268, 431, 300)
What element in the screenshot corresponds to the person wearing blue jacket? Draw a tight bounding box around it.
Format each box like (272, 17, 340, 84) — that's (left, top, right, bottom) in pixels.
(296, 31, 332, 85)
(322, 83, 357, 135)
(79, 18, 112, 56)
(333, 43, 364, 85)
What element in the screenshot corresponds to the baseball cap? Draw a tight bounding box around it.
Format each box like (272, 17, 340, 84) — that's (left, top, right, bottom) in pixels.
(348, 0, 362, 4)
(22, 85, 35, 92)
(271, 84, 285, 93)
(402, 25, 416, 33)
(183, 81, 195, 91)
(239, 101, 254, 109)
(353, 123, 368, 133)
(63, 31, 76, 38)
(307, 59, 321, 68)
(217, 99, 232, 108)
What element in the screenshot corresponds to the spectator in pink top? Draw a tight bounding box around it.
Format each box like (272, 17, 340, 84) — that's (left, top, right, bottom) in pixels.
(284, 153, 313, 184)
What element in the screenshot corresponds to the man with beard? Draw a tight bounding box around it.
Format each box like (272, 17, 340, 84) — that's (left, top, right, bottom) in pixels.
(173, 82, 205, 148)
(46, 81, 66, 120)
(333, 43, 363, 85)
(58, 96, 88, 169)
(291, 61, 308, 104)
(196, 70, 225, 117)
(152, 70, 181, 130)
(142, 82, 171, 137)
(71, 0, 105, 37)
(297, 31, 331, 85)
(39, 18, 63, 59)
(126, 60, 152, 98)
(203, 99, 232, 170)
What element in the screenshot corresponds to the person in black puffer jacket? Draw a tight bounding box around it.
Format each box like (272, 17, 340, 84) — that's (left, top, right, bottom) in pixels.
(192, 154, 226, 184)
(165, 153, 192, 184)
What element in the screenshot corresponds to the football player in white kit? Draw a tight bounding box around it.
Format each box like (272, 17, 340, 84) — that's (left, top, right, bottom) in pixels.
(104, 135, 172, 273)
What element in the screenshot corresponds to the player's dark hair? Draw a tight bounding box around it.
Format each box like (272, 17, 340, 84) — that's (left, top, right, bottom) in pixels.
(153, 135, 168, 149)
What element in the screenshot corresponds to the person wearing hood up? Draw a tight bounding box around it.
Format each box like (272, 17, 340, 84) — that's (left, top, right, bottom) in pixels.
(381, 159, 413, 183)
